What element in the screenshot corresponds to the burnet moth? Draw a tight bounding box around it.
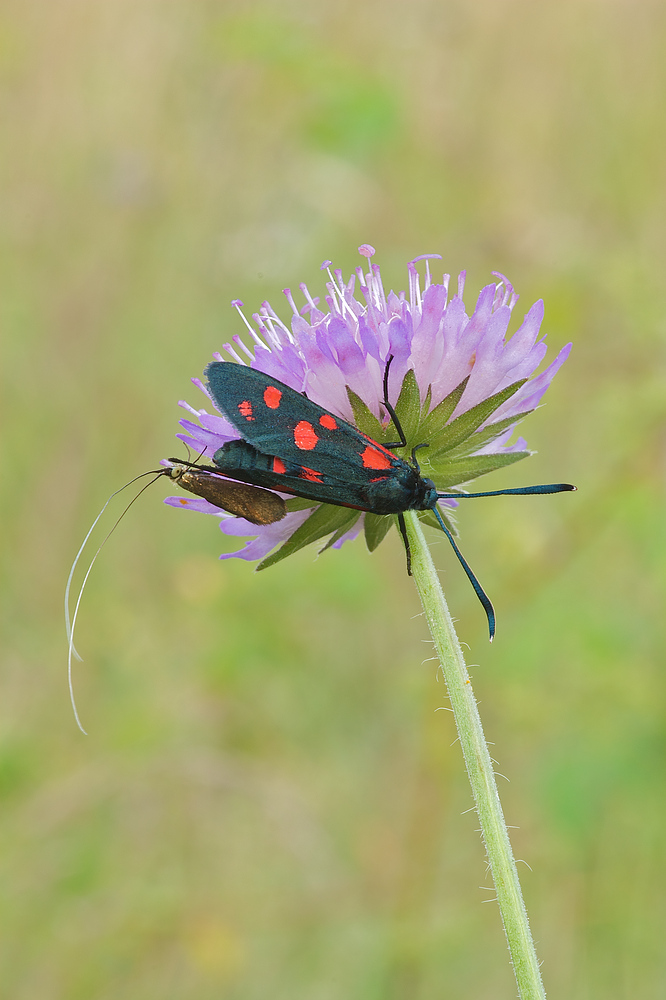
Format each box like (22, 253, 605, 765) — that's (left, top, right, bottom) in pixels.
(164, 462, 287, 525)
(203, 358, 576, 640)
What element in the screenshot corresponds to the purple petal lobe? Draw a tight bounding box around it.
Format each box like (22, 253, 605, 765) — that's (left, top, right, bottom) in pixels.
(219, 509, 314, 562)
(164, 496, 230, 516)
(330, 517, 365, 549)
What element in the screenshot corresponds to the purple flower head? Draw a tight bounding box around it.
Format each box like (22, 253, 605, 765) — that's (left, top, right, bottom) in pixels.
(165, 247, 571, 569)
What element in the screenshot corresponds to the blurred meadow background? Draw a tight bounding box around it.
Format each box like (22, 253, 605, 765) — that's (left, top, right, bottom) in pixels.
(2, 1, 666, 997)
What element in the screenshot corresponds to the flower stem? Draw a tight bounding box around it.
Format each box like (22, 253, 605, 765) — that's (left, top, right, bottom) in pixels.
(403, 511, 546, 1000)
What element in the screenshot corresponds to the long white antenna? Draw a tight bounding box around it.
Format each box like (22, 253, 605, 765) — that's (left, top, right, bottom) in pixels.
(65, 471, 163, 733)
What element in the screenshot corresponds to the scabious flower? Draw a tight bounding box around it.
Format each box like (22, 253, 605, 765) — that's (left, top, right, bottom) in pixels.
(165, 245, 571, 568)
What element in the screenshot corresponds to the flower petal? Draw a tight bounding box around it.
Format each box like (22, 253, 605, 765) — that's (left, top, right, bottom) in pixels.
(219, 509, 314, 562)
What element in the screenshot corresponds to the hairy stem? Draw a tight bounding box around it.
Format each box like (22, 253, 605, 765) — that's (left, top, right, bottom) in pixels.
(403, 511, 546, 999)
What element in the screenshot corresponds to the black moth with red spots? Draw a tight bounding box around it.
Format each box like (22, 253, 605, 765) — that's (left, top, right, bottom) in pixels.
(204, 360, 575, 639)
(206, 363, 439, 517)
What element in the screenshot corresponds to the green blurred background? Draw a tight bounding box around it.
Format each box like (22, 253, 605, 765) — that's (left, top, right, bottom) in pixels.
(2, 1, 665, 997)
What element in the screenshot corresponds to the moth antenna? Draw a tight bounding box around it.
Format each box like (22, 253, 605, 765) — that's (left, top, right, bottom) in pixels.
(184, 442, 207, 464)
(65, 469, 164, 733)
(437, 483, 576, 500)
(65, 469, 165, 645)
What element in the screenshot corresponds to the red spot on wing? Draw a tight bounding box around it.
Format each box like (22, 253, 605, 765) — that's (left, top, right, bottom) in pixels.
(272, 457, 286, 474)
(178, 498, 188, 505)
(361, 444, 393, 470)
(263, 385, 282, 409)
(300, 466, 323, 483)
(319, 414, 338, 430)
(294, 420, 319, 450)
(238, 400, 254, 420)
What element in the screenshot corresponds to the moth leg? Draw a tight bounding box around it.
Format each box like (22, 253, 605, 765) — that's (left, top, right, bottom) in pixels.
(381, 355, 408, 450)
(397, 512, 412, 575)
(382, 357, 428, 472)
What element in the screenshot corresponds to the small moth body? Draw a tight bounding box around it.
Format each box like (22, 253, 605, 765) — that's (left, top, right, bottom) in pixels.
(166, 463, 287, 525)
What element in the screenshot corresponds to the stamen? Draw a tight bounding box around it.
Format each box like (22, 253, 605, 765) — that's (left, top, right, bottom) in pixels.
(410, 252, 442, 266)
(370, 263, 387, 313)
(261, 301, 296, 344)
(324, 281, 341, 316)
(441, 273, 450, 307)
(230, 299, 270, 351)
(332, 268, 346, 297)
(178, 399, 203, 417)
(492, 271, 514, 309)
(231, 299, 256, 336)
(330, 271, 358, 325)
(299, 282, 319, 310)
(282, 287, 299, 316)
(248, 314, 270, 349)
(191, 377, 212, 400)
(260, 322, 281, 349)
(257, 307, 287, 348)
(222, 342, 245, 365)
(409, 253, 443, 305)
(342, 271, 357, 304)
(232, 334, 255, 361)
(408, 261, 419, 313)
